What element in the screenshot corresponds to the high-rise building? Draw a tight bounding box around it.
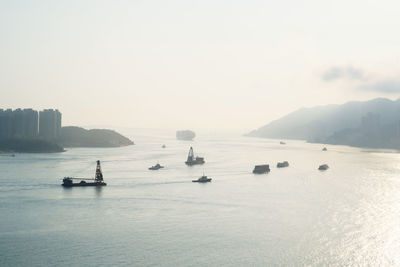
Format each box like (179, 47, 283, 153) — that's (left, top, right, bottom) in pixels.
(24, 109, 39, 137)
(0, 108, 60, 140)
(13, 109, 24, 137)
(39, 109, 62, 140)
(0, 109, 11, 138)
(0, 108, 39, 138)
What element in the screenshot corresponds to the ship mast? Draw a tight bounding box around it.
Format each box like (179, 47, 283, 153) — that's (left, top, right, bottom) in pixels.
(95, 160, 103, 181)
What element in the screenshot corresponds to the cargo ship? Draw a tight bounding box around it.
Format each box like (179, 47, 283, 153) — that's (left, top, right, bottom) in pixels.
(62, 160, 107, 187)
(277, 161, 289, 168)
(253, 164, 270, 174)
(176, 130, 195, 141)
(185, 147, 205, 166)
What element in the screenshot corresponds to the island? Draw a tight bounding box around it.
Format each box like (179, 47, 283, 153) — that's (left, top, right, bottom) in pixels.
(58, 126, 134, 148)
(0, 108, 134, 153)
(0, 138, 64, 153)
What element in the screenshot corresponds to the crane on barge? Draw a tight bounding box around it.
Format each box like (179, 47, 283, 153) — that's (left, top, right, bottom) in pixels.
(62, 160, 107, 187)
(185, 147, 205, 166)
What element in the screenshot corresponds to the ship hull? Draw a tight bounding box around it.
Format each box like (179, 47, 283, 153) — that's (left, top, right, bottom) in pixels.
(149, 166, 164, 170)
(192, 179, 212, 183)
(62, 182, 107, 187)
(185, 161, 205, 166)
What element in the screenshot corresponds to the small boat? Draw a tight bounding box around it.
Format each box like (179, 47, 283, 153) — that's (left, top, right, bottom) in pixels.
(149, 163, 164, 170)
(322, 147, 327, 151)
(280, 141, 286, 145)
(62, 160, 107, 187)
(185, 147, 205, 166)
(318, 164, 329, 171)
(162, 144, 166, 148)
(253, 164, 270, 174)
(192, 175, 212, 183)
(277, 161, 289, 168)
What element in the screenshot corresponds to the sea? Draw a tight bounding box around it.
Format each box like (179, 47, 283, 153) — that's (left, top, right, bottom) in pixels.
(1, 128, 400, 266)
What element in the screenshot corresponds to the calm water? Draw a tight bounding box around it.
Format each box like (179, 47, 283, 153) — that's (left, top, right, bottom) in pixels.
(1, 129, 400, 266)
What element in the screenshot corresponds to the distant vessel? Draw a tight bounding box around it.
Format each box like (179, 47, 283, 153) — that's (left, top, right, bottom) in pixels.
(62, 160, 107, 187)
(185, 147, 205, 166)
(280, 141, 286, 145)
(176, 130, 195, 141)
(149, 163, 164, 170)
(192, 174, 212, 183)
(322, 147, 327, 151)
(277, 161, 289, 168)
(253, 164, 270, 174)
(162, 144, 166, 148)
(318, 164, 329, 170)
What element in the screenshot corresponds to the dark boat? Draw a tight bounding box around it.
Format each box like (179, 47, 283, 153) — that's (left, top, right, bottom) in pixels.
(162, 144, 166, 148)
(318, 164, 329, 171)
(277, 161, 289, 168)
(192, 175, 212, 183)
(149, 163, 164, 170)
(185, 147, 205, 166)
(280, 141, 286, 145)
(322, 147, 327, 151)
(62, 160, 107, 187)
(253, 164, 270, 174)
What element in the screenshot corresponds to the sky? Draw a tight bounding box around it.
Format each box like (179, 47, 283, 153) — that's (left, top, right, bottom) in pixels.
(1, 0, 400, 133)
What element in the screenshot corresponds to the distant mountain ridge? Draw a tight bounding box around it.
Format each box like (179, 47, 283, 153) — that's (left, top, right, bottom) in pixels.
(248, 98, 400, 149)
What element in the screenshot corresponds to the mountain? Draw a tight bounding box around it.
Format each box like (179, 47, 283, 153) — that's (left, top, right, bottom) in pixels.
(58, 126, 134, 148)
(248, 98, 400, 149)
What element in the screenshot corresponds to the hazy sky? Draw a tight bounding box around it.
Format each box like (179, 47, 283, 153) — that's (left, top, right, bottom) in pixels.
(1, 0, 400, 132)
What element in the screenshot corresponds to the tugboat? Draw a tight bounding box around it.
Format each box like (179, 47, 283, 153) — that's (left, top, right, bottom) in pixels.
(149, 163, 164, 170)
(192, 174, 212, 183)
(277, 161, 289, 168)
(62, 160, 107, 187)
(318, 164, 329, 171)
(185, 147, 205, 166)
(253, 164, 270, 174)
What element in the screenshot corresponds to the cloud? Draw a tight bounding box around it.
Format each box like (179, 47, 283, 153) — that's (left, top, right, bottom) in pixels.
(359, 80, 400, 93)
(322, 66, 365, 81)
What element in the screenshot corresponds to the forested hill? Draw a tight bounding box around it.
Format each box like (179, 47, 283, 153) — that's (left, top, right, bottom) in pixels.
(58, 126, 134, 148)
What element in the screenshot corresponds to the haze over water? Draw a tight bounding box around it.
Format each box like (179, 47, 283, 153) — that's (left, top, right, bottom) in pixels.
(1, 129, 399, 266)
